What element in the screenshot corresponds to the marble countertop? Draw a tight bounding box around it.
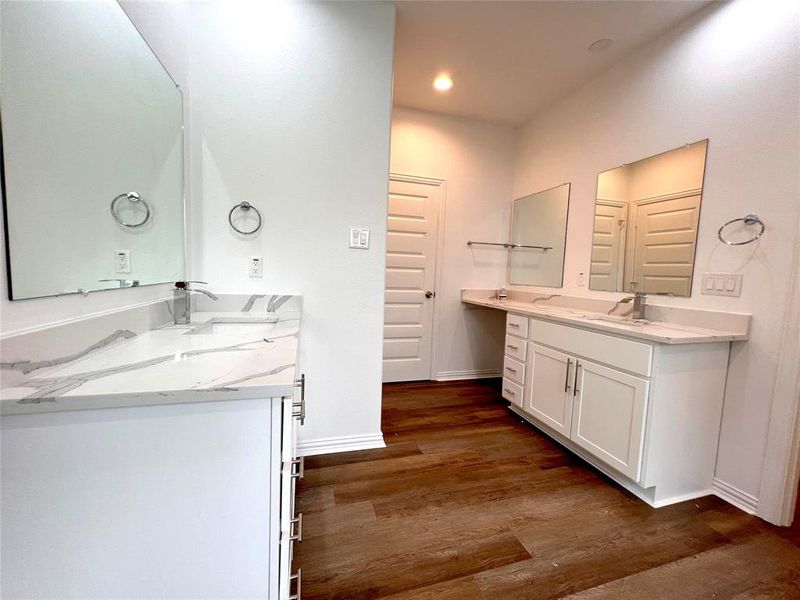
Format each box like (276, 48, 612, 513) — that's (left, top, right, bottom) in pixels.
(1, 309, 300, 415)
(462, 295, 748, 345)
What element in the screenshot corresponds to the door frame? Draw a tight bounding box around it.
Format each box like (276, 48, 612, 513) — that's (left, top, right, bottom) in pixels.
(387, 172, 446, 381)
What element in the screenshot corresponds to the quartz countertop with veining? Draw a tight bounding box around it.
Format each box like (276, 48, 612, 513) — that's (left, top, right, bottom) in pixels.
(462, 292, 749, 345)
(0, 305, 300, 415)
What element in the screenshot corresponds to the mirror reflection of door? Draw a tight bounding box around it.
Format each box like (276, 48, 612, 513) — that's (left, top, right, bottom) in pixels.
(628, 193, 701, 295)
(589, 139, 708, 297)
(590, 201, 627, 292)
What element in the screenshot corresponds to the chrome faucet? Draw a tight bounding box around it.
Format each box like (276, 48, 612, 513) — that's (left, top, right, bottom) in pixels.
(609, 291, 647, 320)
(173, 281, 219, 325)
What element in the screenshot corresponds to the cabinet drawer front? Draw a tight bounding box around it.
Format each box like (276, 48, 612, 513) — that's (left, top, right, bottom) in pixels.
(571, 359, 649, 481)
(502, 378, 524, 407)
(504, 334, 527, 362)
(530, 319, 653, 377)
(503, 355, 525, 385)
(506, 313, 529, 338)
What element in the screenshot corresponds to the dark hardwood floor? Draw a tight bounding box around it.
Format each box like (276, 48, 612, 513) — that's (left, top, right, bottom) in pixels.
(295, 379, 800, 599)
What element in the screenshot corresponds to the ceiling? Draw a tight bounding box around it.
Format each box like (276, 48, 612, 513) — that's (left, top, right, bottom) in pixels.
(393, 0, 713, 126)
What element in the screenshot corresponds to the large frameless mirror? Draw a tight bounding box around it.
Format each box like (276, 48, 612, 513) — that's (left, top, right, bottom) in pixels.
(0, 0, 185, 300)
(508, 183, 570, 287)
(589, 140, 708, 297)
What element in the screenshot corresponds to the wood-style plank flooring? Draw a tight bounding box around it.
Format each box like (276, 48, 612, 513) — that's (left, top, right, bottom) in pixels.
(295, 379, 800, 599)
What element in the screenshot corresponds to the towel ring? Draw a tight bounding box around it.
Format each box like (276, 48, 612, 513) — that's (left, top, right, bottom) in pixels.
(228, 201, 263, 235)
(111, 192, 151, 228)
(717, 213, 765, 246)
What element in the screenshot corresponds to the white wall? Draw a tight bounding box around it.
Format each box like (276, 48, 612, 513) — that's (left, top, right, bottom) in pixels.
(188, 2, 395, 449)
(390, 107, 517, 378)
(0, 0, 190, 336)
(513, 1, 800, 504)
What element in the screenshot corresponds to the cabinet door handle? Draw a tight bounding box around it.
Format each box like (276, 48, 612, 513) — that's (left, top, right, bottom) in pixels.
(289, 568, 302, 600)
(573, 361, 581, 397)
(289, 512, 303, 542)
(564, 358, 572, 392)
(293, 374, 306, 425)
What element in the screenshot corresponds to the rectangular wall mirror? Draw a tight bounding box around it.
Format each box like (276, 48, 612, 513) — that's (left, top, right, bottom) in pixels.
(590, 140, 708, 296)
(508, 183, 570, 288)
(0, 0, 185, 300)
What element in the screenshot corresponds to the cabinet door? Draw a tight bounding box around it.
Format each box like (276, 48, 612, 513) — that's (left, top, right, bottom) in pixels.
(571, 360, 649, 481)
(525, 343, 574, 437)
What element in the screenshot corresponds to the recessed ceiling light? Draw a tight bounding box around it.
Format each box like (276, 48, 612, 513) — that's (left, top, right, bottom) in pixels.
(588, 38, 613, 53)
(433, 73, 454, 92)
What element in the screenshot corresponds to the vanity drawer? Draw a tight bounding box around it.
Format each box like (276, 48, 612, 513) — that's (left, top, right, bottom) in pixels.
(503, 355, 525, 386)
(502, 378, 524, 407)
(506, 313, 529, 338)
(530, 319, 653, 377)
(504, 334, 527, 362)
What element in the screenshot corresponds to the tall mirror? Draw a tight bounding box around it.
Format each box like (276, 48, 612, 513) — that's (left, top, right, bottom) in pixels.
(590, 140, 708, 296)
(0, 0, 185, 300)
(509, 183, 570, 287)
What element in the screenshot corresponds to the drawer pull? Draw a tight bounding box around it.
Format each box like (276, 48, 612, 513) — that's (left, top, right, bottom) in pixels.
(506, 367, 517, 374)
(290, 457, 304, 480)
(564, 358, 572, 392)
(509, 322, 520, 328)
(293, 374, 306, 425)
(504, 387, 515, 396)
(507, 344, 519, 351)
(289, 512, 303, 542)
(289, 568, 302, 600)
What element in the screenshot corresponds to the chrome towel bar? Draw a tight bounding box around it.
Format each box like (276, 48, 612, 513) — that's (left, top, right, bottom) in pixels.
(467, 240, 552, 250)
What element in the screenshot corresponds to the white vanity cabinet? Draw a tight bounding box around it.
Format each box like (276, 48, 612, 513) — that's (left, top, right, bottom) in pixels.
(505, 313, 730, 507)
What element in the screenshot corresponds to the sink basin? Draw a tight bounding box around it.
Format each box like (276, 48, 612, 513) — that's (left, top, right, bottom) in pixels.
(185, 316, 279, 336)
(584, 314, 651, 326)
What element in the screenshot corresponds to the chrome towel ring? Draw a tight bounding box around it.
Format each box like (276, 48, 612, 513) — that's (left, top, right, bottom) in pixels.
(111, 192, 151, 228)
(718, 213, 766, 246)
(228, 201, 263, 235)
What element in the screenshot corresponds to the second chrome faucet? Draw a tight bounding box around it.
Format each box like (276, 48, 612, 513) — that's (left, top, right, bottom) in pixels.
(173, 281, 219, 325)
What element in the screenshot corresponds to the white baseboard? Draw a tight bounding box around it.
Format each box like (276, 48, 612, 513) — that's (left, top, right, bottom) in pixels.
(712, 477, 759, 514)
(434, 369, 502, 381)
(297, 433, 386, 457)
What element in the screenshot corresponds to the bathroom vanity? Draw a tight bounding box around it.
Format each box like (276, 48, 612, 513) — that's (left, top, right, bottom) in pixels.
(0, 294, 304, 599)
(463, 289, 750, 507)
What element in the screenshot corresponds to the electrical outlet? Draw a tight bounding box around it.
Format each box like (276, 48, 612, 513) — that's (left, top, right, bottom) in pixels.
(349, 227, 370, 249)
(701, 273, 743, 297)
(115, 250, 131, 274)
(577, 271, 585, 287)
(248, 256, 263, 278)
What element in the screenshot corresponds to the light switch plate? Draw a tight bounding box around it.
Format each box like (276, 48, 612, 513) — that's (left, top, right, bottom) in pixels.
(115, 250, 131, 273)
(701, 273, 743, 297)
(248, 256, 263, 278)
(349, 227, 370, 249)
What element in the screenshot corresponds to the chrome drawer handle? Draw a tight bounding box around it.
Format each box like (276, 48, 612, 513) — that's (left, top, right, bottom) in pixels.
(293, 374, 306, 425)
(289, 568, 302, 600)
(509, 322, 520, 328)
(504, 387, 515, 396)
(290, 457, 304, 480)
(506, 367, 517, 373)
(289, 512, 303, 542)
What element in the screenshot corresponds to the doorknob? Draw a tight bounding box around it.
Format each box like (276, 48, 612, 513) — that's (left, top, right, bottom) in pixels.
(425, 291, 435, 299)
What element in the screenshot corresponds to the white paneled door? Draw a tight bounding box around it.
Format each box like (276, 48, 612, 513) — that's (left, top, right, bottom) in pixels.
(383, 176, 442, 382)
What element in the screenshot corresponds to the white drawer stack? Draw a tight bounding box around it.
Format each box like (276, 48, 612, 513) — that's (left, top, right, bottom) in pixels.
(501, 313, 528, 408)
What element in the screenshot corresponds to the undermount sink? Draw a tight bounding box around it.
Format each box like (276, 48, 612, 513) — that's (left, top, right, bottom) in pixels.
(185, 315, 279, 336)
(583, 314, 651, 326)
